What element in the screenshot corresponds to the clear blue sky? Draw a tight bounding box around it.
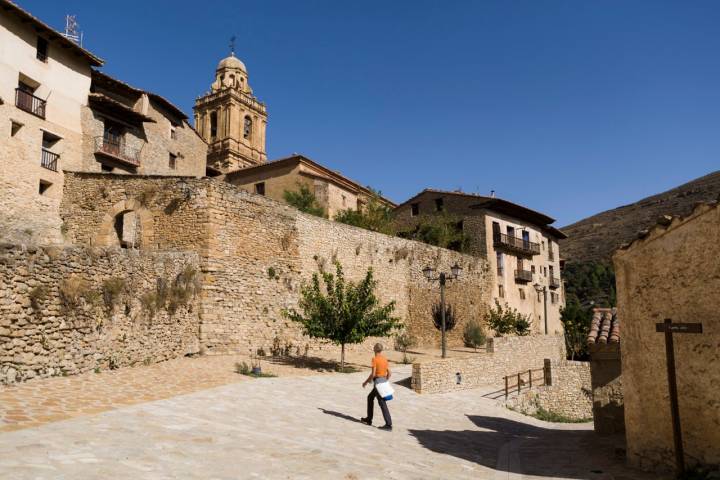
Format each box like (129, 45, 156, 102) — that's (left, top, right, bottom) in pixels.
(26, 0, 720, 226)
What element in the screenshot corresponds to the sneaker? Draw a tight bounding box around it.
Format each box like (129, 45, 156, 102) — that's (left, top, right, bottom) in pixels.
(379, 424, 393, 431)
(360, 417, 372, 426)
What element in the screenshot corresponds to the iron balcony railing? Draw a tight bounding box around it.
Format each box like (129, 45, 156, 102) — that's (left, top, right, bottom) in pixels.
(548, 248, 555, 261)
(15, 88, 46, 118)
(493, 232, 541, 256)
(549, 276, 561, 289)
(514, 269, 533, 283)
(94, 136, 141, 167)
(41, 149, 59, 172)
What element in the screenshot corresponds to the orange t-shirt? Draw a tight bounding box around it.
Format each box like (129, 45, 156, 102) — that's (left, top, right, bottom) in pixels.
(372, 354, 389, 378)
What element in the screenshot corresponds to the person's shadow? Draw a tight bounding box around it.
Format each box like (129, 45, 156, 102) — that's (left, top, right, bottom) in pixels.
(318, 408, 360, 423)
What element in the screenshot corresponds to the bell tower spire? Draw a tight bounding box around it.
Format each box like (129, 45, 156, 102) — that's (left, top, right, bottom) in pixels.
(193, 50, 268, 175)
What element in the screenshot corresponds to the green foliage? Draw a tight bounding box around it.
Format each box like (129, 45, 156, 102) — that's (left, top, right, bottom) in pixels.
(485, 300, 532, 336)
(463, 320, 487, 350)
(563, 261, 616, 308)
(398, 213, 468, 252)
(395, 332, 417, 364)
(267, 267, 277, 280)
(283, 183, 326, 217)
(334, 189, 394, 235)
(234, 361, 277, 378)
(283, 261, 400, 369)
(432, 303, 457, 332)
(561, 300, 593, 360)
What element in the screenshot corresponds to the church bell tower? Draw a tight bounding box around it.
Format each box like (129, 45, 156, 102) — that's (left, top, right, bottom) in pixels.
(194, 50, 267, 174)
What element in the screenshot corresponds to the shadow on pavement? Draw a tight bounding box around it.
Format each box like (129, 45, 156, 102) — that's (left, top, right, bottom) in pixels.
(266, 356, 361, 373)
(409, 415, 650, 479)
(318, 408, 361, 423)
(393, 376, 413, 390)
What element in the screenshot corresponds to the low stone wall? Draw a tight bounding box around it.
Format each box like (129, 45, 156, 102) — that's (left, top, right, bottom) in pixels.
(410, 335, 565, 394)
(506, 360, 592, 421)
(0, 244, 201, 384)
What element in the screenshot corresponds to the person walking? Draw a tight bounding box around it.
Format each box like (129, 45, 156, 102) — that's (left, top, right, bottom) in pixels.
(361, 343, 392, 431)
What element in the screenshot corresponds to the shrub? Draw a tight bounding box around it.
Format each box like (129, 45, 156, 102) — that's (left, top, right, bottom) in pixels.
(283, 184, 326, 217)
(59, 276, 89, 310)
(235, 361, 251, 375)
(102, 277, 127, 310)
(485, 300, 532, 336)
(395, 332, 417, 364)
(334, 189, 394, 235)
(28, 285, 47, 310)
(463, 320, 487, 350)
(397, 213, 468, 252)
(432, 303, 457, 332)
(140, 291, 159, 318)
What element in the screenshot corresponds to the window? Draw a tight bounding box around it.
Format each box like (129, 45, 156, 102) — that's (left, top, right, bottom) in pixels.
(169, 153, 177, 170)
(507, 225, 515, 237)
(210, 111, 218, 139)
(10, 120, 23, 136)
(496, 251, 504, 276)
(170, 126, 177, 140)
(551, 292, 559, 304)
(519, 288, 526, 300)
(243, 115, 252, 139)
(434, 197, 444, 212)
(36, 37, 48, 62)
(254, 182, 265, 195)
(341, 195, 346, 207)
(531, 265, 536, 274)
(41, 131, 60, 171)
(410, 203, 419, 216)
(498, 284, 505, 298)
(38, 180, 51, 195)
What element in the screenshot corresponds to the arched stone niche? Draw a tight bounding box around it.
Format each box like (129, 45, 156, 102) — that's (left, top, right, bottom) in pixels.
(95, 198, 154, 249)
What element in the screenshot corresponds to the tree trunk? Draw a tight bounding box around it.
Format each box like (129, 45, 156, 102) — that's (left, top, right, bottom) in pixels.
(340, 343, 345, 371)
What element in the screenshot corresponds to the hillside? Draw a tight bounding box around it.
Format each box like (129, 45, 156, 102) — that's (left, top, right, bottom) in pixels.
(560, 170, 720, 264)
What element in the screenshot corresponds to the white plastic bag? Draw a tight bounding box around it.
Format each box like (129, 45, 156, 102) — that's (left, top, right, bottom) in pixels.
(375, 380, 394, 401)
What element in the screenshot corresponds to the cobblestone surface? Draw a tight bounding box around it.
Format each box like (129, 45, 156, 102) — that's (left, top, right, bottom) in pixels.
(0, 364, 661, 479)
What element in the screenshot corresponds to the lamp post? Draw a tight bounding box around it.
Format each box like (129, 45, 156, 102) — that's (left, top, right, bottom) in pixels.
(423, 263, 462, 358)
(534, 283, 548, 334)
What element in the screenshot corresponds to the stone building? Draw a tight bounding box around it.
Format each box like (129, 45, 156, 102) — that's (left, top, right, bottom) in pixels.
(81, 70, 207, 177)
(0, 0, 102, 245)
(394, 189, 566, 335)
(225, 154, 395, 218)
(194, 53, 267, 174)
(586, 308, 624, 435)
(614, 202, 720, 472)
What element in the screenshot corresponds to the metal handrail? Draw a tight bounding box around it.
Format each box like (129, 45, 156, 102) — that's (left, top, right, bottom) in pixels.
(493, 232, 541, 255)
(94, 136, 141, 166)
(15, 88, 46, 118)
(549, 277, 561, 289)
(514, 269, 532, 282)
(41, 149, 59, 171)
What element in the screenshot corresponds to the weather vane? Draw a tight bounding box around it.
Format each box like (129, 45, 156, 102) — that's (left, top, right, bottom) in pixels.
(229, 35, 236, 57)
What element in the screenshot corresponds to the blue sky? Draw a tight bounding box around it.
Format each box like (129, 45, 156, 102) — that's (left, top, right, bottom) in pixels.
(26, 0, 720, 226)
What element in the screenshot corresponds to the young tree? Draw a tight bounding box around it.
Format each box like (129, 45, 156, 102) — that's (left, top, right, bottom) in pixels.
(432, 302, 458, 332)
(485, 300, 532, 336)
(398, 213, 468, 252)
(334, 189, 394, 235)
(394, 331, 417, 364)
(560, 299, 593, 360)
(283, 183, 326, 218)
(463, 320, 487, 351)
(283, 262, 400, 370)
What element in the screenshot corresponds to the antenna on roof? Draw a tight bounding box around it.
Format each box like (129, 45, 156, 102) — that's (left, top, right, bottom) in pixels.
(62, 15, 83, 46)
(229, 35, 237, 57)
(490, 190, 496, 198)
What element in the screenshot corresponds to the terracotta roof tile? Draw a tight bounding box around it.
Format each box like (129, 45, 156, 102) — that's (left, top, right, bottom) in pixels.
(587, 308, 620, 345)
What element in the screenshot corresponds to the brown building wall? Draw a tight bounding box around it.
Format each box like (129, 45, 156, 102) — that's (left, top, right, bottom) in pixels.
(614, 203, 720, 472)
(589, 345, 624, 435)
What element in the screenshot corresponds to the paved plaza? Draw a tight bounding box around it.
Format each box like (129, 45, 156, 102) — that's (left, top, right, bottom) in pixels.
(0, 362, 659, 480)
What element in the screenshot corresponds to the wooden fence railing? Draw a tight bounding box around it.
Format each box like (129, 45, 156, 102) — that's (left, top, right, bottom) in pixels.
(503, 358, 552, 398)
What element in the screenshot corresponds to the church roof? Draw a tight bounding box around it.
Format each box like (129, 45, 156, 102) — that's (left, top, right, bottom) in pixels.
(217, 55, 246, 72)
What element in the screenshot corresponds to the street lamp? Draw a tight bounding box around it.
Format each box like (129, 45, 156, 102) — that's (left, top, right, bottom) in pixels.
(423, 263, 462, 358)
(533, 283, 548, 334)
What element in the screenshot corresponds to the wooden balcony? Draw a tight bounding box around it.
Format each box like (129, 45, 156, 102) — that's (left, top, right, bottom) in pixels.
(41, 149, 59, 172)
(15, 88, 46, 119)
(515, 269, 532, 283)
(494, 233, 541, 257)
(549, 276, 561, 289)
(94, 136, 141, 167)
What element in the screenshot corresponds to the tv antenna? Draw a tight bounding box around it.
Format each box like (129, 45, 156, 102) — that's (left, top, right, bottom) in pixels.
(62, 15, 83, 46)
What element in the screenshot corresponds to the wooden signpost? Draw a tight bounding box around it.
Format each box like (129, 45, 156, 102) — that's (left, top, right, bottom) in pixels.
(655, 318, 703, 475)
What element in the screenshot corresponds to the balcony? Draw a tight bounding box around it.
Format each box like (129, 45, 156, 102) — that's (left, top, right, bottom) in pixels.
(549, 276, 561, 289)
(94, 136, 141, 167)
(41, 149, 58, 172)
(15, 88, 46, 119)
(494, 233, 541, 256)
(514, 269, 532, 283)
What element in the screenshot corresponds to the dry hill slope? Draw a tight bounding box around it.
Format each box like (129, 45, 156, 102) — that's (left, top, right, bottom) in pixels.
(560, 170, 720, 263)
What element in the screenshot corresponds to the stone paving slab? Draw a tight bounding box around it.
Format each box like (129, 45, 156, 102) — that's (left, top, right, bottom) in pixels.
(0, 366, 662, 480)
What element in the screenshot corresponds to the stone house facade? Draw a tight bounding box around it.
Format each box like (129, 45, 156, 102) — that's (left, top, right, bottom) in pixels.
(394, 189, 566, 335)
(81, 70, 206, 177)
(614, 202, 720, 472)
(0, 0, 102, 245)
(225, 154, 396, 219)
(586, 308, 624, 435)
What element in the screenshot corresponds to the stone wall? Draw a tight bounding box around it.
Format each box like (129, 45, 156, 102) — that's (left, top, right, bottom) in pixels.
(410, 335, 565, 394)
(589, 344, 624, 435)
(0, 244, 200, 384)
(614, 202, 720, 472)
(60, 174, 495, 358)
(506, 360, 592, 421)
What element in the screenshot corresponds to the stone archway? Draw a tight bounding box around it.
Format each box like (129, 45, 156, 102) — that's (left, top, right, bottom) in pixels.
(95, 198, 154, 248)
